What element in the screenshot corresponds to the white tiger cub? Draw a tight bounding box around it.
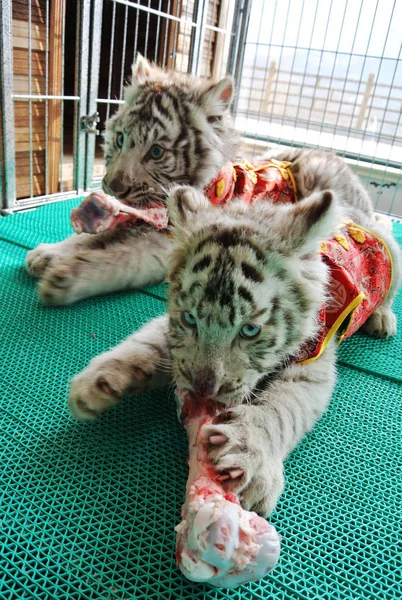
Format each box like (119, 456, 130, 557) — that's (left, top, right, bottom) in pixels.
(69, 186, 401, 517)
(25, 55, 238, 306)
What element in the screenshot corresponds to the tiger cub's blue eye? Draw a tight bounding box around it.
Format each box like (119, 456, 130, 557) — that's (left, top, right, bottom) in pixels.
(181, 311, 197, 328)
(239, 324, 261, 339)
(115, 133, 124, 149)
(149, 144, 164, 160)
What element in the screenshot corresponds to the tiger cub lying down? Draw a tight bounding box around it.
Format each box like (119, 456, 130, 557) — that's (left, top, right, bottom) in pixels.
(68, 185, 400, 517)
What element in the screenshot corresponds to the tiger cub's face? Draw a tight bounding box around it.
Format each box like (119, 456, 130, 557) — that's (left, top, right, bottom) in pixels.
(102, 55, 238, 207)
(167, 186, 338, 407)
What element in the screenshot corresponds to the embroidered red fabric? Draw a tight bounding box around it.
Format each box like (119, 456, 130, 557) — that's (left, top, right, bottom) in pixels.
(203, 159, 297, 205)
(294, 223, 393, 364)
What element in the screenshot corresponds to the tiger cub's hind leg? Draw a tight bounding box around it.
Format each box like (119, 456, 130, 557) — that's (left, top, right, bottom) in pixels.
(361, 305, 397, 339)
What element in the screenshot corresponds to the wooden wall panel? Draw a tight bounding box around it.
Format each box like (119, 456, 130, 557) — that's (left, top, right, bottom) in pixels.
(48, 0, 64, 193)
(12, 20, 46, 51)
(15, 149, 46, 197)
(12, 11, 47, 199)
(13, 48, 46, 77)
(13, 74, 46, 95)
(12, 0, 46, 25)
(14, 102, 45, 127)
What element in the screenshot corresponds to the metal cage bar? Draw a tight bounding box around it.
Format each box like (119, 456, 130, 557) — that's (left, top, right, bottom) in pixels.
(74, 0, 91, 195)
(85, 0, 103, 190)
(28, 0, 33, 199)
(188, 0, 207, 75)
(0, 0, 17, 211)
(227, 0, 251, 116)
(45, 0, 49, 197)
(59, 0, 67, 193)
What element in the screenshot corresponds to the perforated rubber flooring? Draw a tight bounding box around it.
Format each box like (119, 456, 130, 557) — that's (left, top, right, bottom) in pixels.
(0, 200, 401, 599)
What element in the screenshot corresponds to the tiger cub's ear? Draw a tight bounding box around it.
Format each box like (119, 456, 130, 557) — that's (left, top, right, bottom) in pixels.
(271, 190, 340, 256)
(200, 76, 234, 118)
(131, 53, 153, 85)
(167, 186, 209, 239)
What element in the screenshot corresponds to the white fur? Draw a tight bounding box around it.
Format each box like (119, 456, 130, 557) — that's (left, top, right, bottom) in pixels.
(69, 315, 170, 420)
(28, 230, 174, 306)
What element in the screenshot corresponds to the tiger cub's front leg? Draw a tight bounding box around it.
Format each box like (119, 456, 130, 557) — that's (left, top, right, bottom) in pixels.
(68, 316, 172, 420)
(203, 345, 337, 517)
(33, 229, 175, 306)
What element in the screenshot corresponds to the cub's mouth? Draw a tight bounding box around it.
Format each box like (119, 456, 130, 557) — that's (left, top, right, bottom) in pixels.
(102, 178, 167, 209)
(176, 389, 227, 423)
(114, 188, 132, 201)
(177, 385, 247, 412)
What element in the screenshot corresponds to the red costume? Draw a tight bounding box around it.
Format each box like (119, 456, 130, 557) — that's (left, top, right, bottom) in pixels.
(203, 158, 297, 206)
(295, 219, 393, 364)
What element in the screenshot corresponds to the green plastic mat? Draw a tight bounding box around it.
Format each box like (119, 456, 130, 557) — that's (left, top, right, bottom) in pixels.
(0, 204, 401, 599)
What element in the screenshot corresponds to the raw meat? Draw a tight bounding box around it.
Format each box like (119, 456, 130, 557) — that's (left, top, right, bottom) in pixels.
(70, 191, 169, 234)
(175, 394, 281, 588)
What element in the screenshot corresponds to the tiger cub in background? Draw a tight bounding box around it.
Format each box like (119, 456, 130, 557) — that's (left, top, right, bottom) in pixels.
(25, 55, 238, 306)
(68, 183, 401, 516)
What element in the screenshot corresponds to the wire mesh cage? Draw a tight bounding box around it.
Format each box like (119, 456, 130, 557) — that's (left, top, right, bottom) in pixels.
(237, 0, 402, 217)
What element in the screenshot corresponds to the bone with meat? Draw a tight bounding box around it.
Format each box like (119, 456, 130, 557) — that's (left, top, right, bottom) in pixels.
(175, 395, 281, 588)
(70, 191, 169, 234)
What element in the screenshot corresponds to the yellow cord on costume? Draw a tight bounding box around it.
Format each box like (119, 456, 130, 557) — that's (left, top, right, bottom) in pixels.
(299, 292, 366, 366)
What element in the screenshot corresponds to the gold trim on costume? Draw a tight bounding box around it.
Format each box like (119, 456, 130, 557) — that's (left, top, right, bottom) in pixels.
(299, 292, 366, 366)
(339, 294, 366, 343)
(351, 223, 394, 301)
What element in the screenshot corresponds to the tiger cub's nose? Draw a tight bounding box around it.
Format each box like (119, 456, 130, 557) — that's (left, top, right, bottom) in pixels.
(193, 369, 217, 399)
